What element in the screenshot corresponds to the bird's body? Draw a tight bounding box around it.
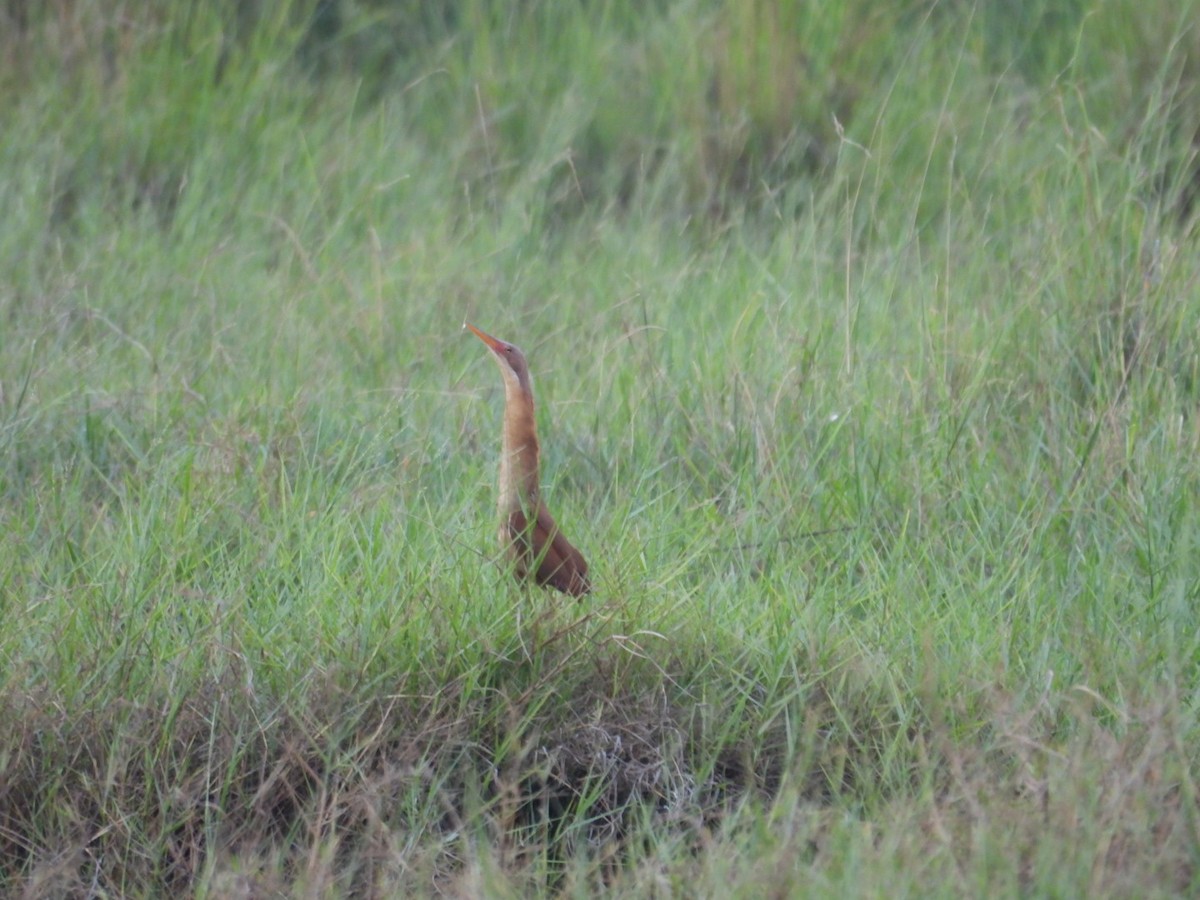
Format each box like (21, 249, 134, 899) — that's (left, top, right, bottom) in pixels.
(466, 323, 591, 596)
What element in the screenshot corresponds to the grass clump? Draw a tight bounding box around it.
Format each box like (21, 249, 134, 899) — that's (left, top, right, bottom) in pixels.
(2, 0, 1200, 895)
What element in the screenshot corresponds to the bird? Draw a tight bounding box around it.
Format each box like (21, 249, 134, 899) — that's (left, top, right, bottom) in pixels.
(465, 322, 591, 596)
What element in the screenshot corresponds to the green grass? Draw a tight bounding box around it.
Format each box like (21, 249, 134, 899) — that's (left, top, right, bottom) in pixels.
(2, 0, 1199, 895)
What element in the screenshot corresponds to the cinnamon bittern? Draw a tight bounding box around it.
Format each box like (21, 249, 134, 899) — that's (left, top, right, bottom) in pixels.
(466, 322, 591, 596)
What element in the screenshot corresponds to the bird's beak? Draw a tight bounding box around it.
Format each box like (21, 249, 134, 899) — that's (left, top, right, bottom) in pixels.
(465, 322, 505, 355)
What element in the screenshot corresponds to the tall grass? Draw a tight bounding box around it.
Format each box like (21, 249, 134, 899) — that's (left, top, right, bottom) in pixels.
(2, 0, 1199, 895)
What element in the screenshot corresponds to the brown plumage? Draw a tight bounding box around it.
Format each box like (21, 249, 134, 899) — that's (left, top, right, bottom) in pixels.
(466, 322, 591, 596)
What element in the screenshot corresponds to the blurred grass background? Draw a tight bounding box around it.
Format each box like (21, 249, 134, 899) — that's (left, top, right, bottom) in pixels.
(2, 0, 1199, 895)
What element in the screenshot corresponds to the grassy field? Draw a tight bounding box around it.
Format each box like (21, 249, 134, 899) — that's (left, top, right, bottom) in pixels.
(2, 0, 1199, 895)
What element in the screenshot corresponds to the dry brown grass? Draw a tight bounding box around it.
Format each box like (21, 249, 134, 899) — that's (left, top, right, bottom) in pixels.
(4, 645, 1196, 897)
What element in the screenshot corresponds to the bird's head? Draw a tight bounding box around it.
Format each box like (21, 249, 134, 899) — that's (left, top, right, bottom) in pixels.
(466, 322, 533, 395)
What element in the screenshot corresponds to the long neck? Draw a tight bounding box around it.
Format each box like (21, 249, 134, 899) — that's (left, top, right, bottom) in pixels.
(499, 382, 540, 513)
